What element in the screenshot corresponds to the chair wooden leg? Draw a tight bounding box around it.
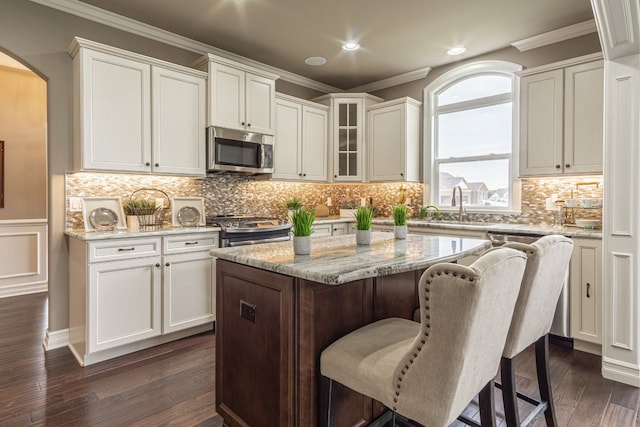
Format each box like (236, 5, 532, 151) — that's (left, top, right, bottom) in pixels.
(500, 356, 520, 427)
(535, 335, 558, 427)
(319, 375, 336, 427)
(479, 380, 497, 427)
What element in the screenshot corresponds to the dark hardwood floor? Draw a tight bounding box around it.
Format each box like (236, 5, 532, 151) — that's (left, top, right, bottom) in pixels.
(1, 292, 638, 426)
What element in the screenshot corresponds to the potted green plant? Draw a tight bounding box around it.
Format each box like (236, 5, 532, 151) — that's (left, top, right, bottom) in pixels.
(291, 208, 315, 255)
(354, 206, 374, 245)
(340, 199, 359, 218)
(393, 204, 408, 239)
(285, 197, 304, 221)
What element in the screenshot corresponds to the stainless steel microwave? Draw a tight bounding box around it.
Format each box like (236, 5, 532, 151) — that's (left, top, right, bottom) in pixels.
(206, 126, 274, 174)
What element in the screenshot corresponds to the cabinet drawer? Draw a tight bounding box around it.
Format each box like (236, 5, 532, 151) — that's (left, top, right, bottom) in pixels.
(311, 224, 332, 238)
(88, 238, 162, 263)
(163, 233, 219, 254)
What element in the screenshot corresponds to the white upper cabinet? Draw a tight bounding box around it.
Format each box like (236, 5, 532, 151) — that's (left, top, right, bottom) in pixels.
(314, 93, 382, 182)
(194, 54, 278, 135)
(69, 38, 207, 176)
(152, 66, 206, 175)
(273, 94, 328, 182)
(519, 54, 604, 177)
(368, 97, 421, 182)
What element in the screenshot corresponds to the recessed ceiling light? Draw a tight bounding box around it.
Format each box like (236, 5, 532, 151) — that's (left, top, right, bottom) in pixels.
(447, 46, 467, 56)
(342, 41, 360, 51)
(304, 56, 327, 66)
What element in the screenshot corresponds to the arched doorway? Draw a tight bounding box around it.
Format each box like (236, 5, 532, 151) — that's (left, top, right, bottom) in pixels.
(0, 50, 48, 298)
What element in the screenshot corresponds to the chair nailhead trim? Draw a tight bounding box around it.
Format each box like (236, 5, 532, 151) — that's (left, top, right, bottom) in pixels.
(396, 391, 400, 395)
(421, 339, 426, 344)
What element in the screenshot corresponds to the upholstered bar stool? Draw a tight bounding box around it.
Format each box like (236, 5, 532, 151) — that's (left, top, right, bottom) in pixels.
(499, 235, 573, 427)
(319, 247, 528, 427)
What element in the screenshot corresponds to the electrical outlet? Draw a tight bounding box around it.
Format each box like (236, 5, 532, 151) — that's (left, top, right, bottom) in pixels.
(68, 197, 82, 212)
(406, 198, 411, 205)
(326, 197, 332, 206)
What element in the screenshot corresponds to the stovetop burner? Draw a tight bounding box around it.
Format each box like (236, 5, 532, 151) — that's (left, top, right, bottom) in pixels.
(206, 215, 289, 230)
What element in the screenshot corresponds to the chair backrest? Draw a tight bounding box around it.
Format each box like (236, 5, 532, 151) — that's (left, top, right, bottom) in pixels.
(501, 235, 574, 358)
(393, 247, 527, 427)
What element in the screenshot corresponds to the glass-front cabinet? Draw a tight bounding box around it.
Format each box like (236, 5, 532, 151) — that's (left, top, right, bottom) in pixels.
(314, 93, 382, 182)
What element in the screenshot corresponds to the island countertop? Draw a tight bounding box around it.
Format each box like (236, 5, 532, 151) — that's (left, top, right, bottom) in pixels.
(210, 232, 490, 285)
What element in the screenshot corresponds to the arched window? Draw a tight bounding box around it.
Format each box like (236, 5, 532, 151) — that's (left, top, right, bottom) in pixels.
(423, 61, 522, 211)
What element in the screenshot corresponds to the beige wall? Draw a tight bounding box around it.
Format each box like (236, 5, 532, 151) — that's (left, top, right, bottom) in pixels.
(0, 65, 47, 220)
(0, 0, 602, 334)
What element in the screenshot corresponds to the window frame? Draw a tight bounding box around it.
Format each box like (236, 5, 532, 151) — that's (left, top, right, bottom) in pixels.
(423, 61, 523, 214)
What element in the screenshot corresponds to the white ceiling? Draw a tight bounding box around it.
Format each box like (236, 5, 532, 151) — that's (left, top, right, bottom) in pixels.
(78, 0, 595, 90)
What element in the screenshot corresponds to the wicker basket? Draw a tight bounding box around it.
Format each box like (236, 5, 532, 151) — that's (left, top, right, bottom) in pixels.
(127, 188, 170, 229)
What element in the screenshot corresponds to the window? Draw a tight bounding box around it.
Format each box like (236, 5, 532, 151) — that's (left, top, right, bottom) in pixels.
(424, 61, 522, 211)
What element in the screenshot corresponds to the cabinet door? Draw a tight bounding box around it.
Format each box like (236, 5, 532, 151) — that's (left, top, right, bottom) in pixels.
(369, 104, 405, 181)
(570, 238, 602, 344)
(246, 73, 276, 135)
(331, 223, 348, 236)
(519, 69, 564, 176)
(311, 224, 332, 238)
(273, 98, 302, 180)
(79, 49, 151, 172)
(163, 251, 215, 333)
(209, 62, 245, 130)
(88, 256, 162, 352)
(152, 66, 206, 176)
(564, 61, 604, 174)
(333, 99, 364, 181)
(301, 105, 328, 181)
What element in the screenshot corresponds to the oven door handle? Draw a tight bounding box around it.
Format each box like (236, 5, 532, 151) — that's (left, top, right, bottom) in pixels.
(227, 236, 291, 247)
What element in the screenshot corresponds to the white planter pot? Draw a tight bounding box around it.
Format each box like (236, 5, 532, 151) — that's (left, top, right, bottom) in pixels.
(340, 209, 358, 219)
(394, 225, 408, 239)
(293, 235, 311, 255)
(356, 229, 371, 245)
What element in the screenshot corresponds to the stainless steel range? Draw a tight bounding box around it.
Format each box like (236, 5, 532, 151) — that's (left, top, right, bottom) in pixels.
(207, 215, 291, 247)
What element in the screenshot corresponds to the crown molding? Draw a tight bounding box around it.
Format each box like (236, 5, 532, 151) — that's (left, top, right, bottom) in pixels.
(511, 19, 598, 52)
(29, 0, 342, 93)
(591, 0, 640, 60)
(348, 67, 432, 93)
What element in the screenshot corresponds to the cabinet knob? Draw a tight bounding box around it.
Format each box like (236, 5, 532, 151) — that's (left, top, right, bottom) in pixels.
(241, 122, 245, 126)
(155, 263, 160, 268)
(247, 123, 251, 127)
(303, 173, 306, 177)
(146, 162, 151, 167)
(565, 163, 571, 168)
(555, 164, 561, 169)
(155, 163, 159, 167)
(586, 282, 591, 298)
(334, 175, 337, 178)
(400, 173, 404, 177)
(299, 173, 302, 177)
(165, 262, 170, 267)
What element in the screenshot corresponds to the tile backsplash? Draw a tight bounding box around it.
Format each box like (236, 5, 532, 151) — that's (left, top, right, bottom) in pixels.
(65, 172, 603, 230)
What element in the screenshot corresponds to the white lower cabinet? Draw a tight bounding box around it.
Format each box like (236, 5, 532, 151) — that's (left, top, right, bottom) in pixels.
(312, 221, 350, 238)
(331, 223, 348, 236)
(69, 232, 218, 366)
(570, 238, 602, 350)
(163, 250, 215, 334)
(88, 255, 162, 353)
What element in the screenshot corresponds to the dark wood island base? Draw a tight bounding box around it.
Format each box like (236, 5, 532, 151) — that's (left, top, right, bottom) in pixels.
(216, 259, 422, 427)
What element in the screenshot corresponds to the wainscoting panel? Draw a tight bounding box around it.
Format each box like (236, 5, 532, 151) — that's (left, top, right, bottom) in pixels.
(0, 221, 47, 297)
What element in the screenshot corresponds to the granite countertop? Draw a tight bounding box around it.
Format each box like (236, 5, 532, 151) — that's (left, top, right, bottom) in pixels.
(210, 232, 491, 285)
(372, 219, 602, 239)
(65, 226, 221, 241)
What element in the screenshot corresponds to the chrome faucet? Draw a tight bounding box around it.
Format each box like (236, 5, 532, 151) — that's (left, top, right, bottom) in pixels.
(451, 185, 465, 221)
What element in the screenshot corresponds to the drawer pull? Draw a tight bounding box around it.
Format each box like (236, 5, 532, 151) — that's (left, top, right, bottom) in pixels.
(155, 263, 160, 268)
(184, 241, 199, 245)
(586, 282, 591, 298)
(117, 247, 135, 252)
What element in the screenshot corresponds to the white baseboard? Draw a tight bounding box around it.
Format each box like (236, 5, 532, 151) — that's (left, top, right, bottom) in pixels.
(43, 328, 69, 351)
(602, 357, 640, 387)
(0, 283, 47, 299)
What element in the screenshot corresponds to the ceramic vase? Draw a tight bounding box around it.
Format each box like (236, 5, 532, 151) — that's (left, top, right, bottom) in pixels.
(340, 208, 358, 218)
(394, 225, 407, 239)
(356, 229, 371, 245)
(293, 235, 311, 255)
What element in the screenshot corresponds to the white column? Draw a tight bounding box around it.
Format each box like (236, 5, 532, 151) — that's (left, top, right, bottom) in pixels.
(591, 0, 640, 386)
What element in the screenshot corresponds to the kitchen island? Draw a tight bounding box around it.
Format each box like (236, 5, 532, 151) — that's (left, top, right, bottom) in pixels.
(210, 232, 490, 427)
